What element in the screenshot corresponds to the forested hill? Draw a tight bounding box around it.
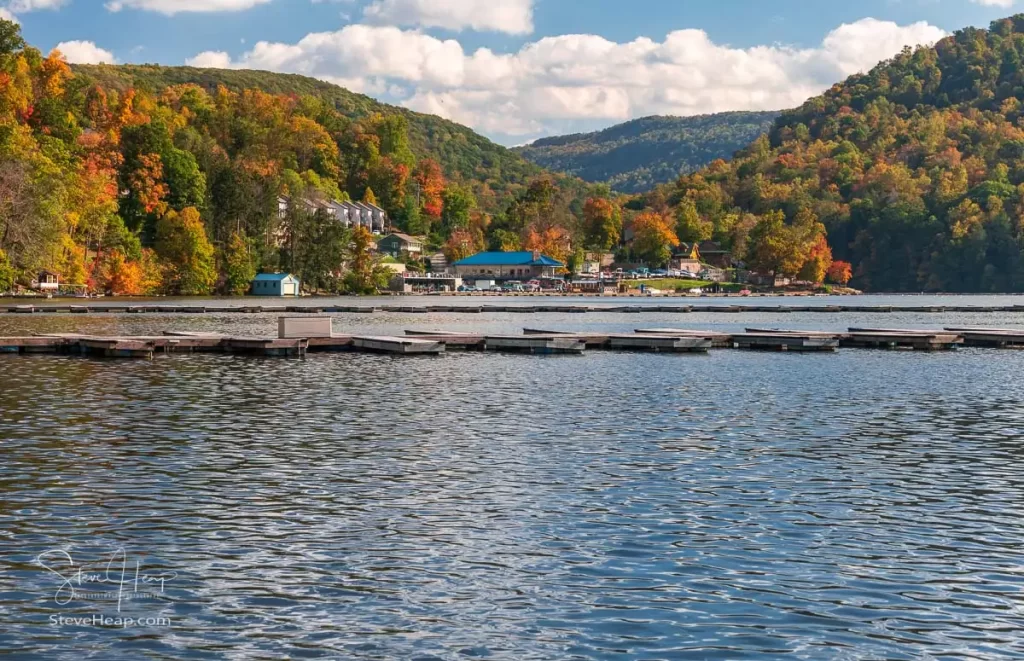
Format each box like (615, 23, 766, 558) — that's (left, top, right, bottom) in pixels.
(0, 14, 609, 301)
(635, 14, 1024, 292)
(515, 112, 779, 193)
(72, 63, 547, 201)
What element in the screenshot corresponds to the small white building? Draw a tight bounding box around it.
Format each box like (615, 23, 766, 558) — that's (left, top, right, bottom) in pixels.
(37, 271, 60, 292)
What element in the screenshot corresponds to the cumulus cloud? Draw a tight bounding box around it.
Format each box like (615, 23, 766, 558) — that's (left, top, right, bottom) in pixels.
(970, 0, 1014, 7)
(186, 17, 947, 143)
(7, 0, 66, 11)
(105, 0, 272, 14)
(363, 0, 534, 35)
(55, 40, 116, 64)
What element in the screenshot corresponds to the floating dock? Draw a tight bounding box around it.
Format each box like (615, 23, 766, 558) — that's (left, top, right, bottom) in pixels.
(6, 303, 1024, 315)
(731, 332, 840, 352)
(484, 335, 586, 355)
(352, 336, 445, 355)
(1, 324, 1018, 360)
(606, 335, 712, 353)
(635, 328, 733, 348)
(944, 327, 1024, 348)
(845, 328, 964, 351)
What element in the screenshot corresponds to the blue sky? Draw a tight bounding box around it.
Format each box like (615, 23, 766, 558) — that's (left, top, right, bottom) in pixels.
(8, 0, 1020, 144)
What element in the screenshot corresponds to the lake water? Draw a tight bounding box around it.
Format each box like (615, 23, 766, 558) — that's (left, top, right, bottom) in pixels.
(2, 296, 1024, 659)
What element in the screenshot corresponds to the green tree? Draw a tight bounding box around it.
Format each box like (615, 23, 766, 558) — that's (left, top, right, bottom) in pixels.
(441, 184, 475, 235)
(675, 198, 713, 243)
(223, 231, 256, 295)
(162, 147, 206, 212)
(582, 197, 621, 251)
(154, 207, 217, 295)
(344, 225, 390, 294)
(0, 248, 15, 292)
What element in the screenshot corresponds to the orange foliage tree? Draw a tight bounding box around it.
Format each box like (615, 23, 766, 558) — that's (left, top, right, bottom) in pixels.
(523, 225, 572, 266)
(415, 159, 445, 220)
(98, 250, 143, 295)
(827, 260, 853, 285)
(443, 229, 480, 264)
(630, 212, 679, 266)
(799, 234, 834, 283)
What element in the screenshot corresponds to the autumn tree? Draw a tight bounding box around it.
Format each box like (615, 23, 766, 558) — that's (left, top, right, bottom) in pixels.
(827, 260, 853, 285)
(675, 198, 713, 244)
(630, 212, 679, 267)
(98, 250, 143, 295)
(524, 225, 571, 265)
(746, 212, 805, 276)
(223, 231, 256, 295)
(798, 234, 834, 283)
(344, 225, 390, 294)
(414, 159, 445, 220)
(0, 248, 15, 291)
(443, 229, 479, 263)
(582, 197, 621, 251)
(154, 207, 217, 295)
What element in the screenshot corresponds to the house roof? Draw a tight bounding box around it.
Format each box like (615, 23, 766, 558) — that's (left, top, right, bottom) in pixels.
(453, 251, 565, 267)
(674, 243, 701, 258)
(698, 241, 729, 254)
(253, 273, 298, 282)
(380, 232, 424, 243)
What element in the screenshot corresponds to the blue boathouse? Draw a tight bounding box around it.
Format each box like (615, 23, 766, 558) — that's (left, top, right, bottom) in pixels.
(251, 273, 301, 297)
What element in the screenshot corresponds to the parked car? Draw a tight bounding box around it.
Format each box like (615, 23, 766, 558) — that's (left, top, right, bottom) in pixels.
(490, 285, 504, 292)
(650, 269, 668, 278)
(502, 282, 525, 292)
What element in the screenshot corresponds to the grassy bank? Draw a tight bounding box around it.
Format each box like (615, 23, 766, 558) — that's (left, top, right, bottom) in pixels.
(626, 279, 713, 291)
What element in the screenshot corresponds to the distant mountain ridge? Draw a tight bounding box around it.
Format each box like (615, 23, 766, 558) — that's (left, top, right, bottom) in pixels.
(514, 112, 780, 193)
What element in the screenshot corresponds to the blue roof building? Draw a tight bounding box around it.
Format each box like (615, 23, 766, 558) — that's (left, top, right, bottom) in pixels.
(452, 251, 564, 280)
(251, 273, 301, 297)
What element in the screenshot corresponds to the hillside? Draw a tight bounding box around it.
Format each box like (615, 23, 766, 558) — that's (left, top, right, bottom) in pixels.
(515, 112, 779, 193)
(0, 16, 603, 299)
(71, 64, 548, 205)
(635, 14, 1024, 292)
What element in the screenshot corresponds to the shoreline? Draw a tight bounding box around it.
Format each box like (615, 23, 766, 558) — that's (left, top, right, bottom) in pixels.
(4, 302, 1023, 315)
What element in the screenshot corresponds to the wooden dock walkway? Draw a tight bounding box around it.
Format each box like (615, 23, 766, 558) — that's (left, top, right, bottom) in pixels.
(845, 328, 964, 350)
(731, 332, 840, 352)
(944, 327, 1024, 348)
(3, 323, 1023, 360)
(7, 302, 1024, 316)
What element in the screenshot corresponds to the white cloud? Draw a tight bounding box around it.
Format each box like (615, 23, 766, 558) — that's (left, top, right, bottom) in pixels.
(7, 0, 66, 11)
(363, 0, 534, 35)
(0, 8, 17, 21)
(105, 0, 272, 14)
(185, 50, 233, 68)
(54, 40, 116, 64)
(970, 0, 1014, 7)
(186, 17, 947, 143)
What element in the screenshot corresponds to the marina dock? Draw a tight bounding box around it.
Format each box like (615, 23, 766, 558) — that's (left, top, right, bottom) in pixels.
(6, 302, 1024, 316)
(2, 322, 1021, 360)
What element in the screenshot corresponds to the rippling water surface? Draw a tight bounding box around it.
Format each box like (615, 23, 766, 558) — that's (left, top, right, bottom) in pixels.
(2, 303, 1024, 659)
